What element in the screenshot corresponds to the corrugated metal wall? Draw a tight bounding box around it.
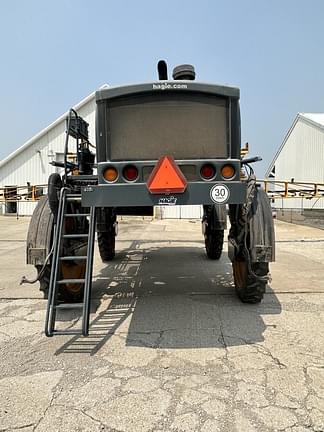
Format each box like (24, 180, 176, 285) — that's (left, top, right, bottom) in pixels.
(0, 98, 96, 215)
(160, 205, 203, 219)
(274, 118, 324, 210)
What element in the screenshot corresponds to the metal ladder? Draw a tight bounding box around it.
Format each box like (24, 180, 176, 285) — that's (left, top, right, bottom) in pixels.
(45, 187, 96, 337)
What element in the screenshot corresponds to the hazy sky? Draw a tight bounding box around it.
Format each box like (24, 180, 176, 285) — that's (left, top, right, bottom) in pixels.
(1, 0, 323, 176)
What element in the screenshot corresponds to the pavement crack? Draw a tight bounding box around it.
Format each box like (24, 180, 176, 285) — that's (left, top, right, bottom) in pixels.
(219, 325, 228, 352)
(217, 308, 230, 366)
(65, 316, 81, 331)
(253, 343, 287, 369)
(54, 404, 107, 428)
(32, 391, 56, 431)
(0, 424, 35, 432)
(302, 366, 315, 410)
(221, 333, 287, 369)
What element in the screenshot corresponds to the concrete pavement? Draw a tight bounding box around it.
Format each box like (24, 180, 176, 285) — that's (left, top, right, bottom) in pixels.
(0, 216, 323, 431)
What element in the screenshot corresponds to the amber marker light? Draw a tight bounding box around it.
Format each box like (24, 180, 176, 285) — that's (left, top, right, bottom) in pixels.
(221, 164, 235, 179)
(103, 166, 118, 182)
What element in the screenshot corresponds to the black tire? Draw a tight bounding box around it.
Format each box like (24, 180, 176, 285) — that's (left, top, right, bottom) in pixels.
(48, 173, 62, 223)
(205, 230, 224, 260)
(36, 263, 84, 302)
(98, 231, 116, 261)
(229, 183, 274, 304)
(232, 258, 268, 303)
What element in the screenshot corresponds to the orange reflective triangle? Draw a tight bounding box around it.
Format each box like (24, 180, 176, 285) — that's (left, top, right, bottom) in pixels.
(147, 155, 187, 194)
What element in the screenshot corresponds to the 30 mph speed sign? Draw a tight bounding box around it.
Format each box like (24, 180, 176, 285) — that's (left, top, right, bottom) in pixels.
(210, 184, 230, 204)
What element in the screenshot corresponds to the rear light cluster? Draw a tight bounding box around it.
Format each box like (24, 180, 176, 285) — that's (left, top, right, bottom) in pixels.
(103, 165, 138, 183)
(103, 163, 236, 183)
(200, 163, 235, 180)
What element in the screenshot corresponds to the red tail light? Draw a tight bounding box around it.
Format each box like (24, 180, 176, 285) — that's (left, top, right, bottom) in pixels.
(123, 165, 138, 181)
(200, 164, 216, 180)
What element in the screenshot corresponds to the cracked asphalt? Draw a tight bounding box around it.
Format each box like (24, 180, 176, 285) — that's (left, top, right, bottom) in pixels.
(0, 215, 324, 432)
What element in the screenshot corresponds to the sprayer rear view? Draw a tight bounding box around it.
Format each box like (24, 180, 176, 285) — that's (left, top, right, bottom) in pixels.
(25, 61, 275, 336)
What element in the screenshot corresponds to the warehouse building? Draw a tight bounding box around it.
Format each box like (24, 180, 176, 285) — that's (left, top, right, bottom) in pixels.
(0, 89, 100, 216)
(0, 86, 202, 219)
(266, 113, 324, 221)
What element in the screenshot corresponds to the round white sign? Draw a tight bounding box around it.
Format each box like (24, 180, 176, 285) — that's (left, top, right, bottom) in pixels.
(210, 184, 230, 204)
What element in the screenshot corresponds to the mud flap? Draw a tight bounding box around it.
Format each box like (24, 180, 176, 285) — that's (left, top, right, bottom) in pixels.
(203, 204, 227, 231)
(249, 188, 275, 262)
(228, 180, 275, 264)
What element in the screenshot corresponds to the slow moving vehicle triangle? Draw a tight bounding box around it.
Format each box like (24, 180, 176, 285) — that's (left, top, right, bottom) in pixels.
(147, 155, 187, 194)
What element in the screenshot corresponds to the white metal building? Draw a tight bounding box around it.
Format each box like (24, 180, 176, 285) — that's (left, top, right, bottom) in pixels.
(266, 113, 324, 210)
(0, 86, 202, 219)
(0, 89, 102, 216)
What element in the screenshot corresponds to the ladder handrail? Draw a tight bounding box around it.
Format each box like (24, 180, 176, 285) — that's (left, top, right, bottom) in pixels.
(63, 109, 78, 186)
(82, 206, 96, 336)
(45, 187, 68, 336)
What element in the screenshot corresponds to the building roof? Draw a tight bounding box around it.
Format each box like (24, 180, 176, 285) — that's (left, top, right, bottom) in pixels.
(265, 112, 324, 177)
(301, 113, 324, 127)
(0, 85, 108, 169)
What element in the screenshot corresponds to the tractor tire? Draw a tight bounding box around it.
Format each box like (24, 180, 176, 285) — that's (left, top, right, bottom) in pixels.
(36, 263, 84, 302)
(59, 260, 85, 302)
(48, 173, 62, 223)
(232, 258, 268, 303)
(28, 192, 86, 303)
(229, 183, 274, 304)
(205, 230, 224, 260)
(98, 231, 116, 261)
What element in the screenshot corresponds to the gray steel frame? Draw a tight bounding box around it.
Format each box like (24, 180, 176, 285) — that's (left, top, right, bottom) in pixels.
(96, 82, 240, 101)
(82, 181, 247, 207)
(82, 80, 245, 207)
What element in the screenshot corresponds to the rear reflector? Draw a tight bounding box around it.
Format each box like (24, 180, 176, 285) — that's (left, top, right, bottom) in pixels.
(147, 155, 187, 194)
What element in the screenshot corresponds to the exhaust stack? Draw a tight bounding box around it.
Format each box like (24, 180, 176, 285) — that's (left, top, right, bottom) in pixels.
(172, 64, 196, 80)
(157, 60, 168, 80)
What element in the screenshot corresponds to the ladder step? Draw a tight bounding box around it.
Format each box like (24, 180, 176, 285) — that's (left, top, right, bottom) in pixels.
(66, 194, 81, 200)
(64, 213, 90, 217)
(53, 330, 83, 335)
(63, 234, 89, 238)
(58, 279, 85, 284)
(55, 303, 84, 310)
(59, 256, 87, 261)
(45, 191, 95, 338)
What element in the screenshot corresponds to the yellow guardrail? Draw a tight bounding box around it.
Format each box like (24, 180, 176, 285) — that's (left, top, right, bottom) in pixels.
(260, 180, 324, 199)
(0, 185, 47, 203)
(0, 180, 323, 204)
